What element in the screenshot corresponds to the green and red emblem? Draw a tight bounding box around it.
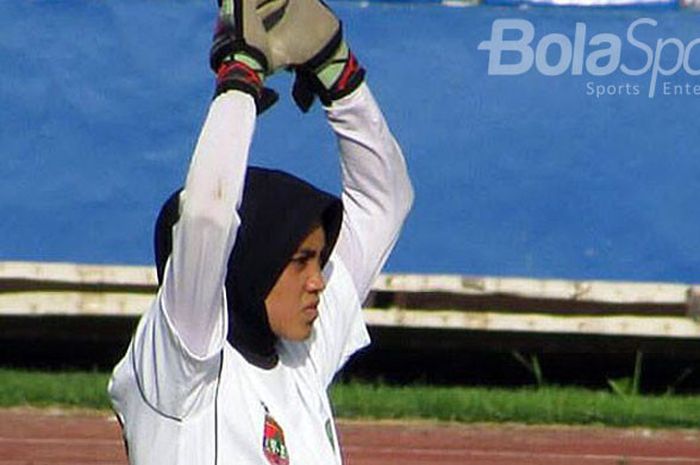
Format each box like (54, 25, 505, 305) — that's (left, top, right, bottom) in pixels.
(262, 409, 289, 465)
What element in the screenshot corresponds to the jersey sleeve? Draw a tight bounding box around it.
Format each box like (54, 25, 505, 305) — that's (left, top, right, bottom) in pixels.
(298, 84, 413, 387)
(327, 83, 414, 302)
(125, 90, 257, 419)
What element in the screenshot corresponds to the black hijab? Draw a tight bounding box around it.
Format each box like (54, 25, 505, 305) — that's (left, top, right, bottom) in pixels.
(154, 167, 343, 369)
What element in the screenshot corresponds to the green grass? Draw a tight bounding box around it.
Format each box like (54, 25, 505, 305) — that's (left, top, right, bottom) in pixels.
(0, 368, 109, 410)
(331, 382, 700, 427)
(1, 369, 700, 428)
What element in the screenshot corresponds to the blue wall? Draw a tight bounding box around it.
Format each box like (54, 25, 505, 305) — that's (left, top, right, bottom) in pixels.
(1, 1, 699, 282)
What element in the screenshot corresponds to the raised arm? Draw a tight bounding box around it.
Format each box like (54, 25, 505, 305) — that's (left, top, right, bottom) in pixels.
(327, 84, 413, 300)
(259, 3, 414, 301)
(117, 3, 281, 419)
(160, 90, 254, 357)
(157, 0, 279, 357)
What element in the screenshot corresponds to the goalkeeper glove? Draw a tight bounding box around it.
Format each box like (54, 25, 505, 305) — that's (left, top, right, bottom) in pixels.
(258, 0, 365, 111)
(211, 0, 279, 113)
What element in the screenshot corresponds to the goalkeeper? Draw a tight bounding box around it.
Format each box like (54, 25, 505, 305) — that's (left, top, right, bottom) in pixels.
(108, 0, 413, 463)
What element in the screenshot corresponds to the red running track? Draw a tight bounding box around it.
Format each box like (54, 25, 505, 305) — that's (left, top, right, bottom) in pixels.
(1, 409, 699, 465)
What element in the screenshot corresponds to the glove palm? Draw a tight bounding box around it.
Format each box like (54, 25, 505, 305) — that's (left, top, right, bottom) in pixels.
(257, 0, 339, 71)
(256, 0, 365, 111)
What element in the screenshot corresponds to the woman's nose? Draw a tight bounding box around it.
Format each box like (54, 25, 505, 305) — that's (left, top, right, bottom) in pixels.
(307, 268, 326, 293)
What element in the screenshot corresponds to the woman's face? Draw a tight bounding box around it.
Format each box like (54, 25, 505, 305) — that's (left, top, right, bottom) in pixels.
(265, 224, 327, 341)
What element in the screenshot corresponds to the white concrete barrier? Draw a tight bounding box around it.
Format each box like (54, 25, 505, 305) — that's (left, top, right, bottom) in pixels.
(1, 261, 699, 339)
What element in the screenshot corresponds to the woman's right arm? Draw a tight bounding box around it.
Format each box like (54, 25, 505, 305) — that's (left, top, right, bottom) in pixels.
(110, 0, 271, 423)
(162, 90, 255, 358)
(125, 90, 256, 419)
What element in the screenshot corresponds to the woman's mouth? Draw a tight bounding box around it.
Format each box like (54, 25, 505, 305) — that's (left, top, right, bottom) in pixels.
(304, 302, 319, 320)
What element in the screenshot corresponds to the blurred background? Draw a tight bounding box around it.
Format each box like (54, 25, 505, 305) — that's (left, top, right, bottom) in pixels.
(1, 0, 700, 392)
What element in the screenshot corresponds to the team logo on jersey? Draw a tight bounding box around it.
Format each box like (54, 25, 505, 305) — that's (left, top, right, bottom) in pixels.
(262, 405, 289, 465)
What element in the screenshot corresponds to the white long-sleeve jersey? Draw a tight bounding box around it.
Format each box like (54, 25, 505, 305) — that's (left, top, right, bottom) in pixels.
(108, 83, 413, 465)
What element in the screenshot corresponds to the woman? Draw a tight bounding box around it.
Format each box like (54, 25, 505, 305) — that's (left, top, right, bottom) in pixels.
(109, 1, 413, 463)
